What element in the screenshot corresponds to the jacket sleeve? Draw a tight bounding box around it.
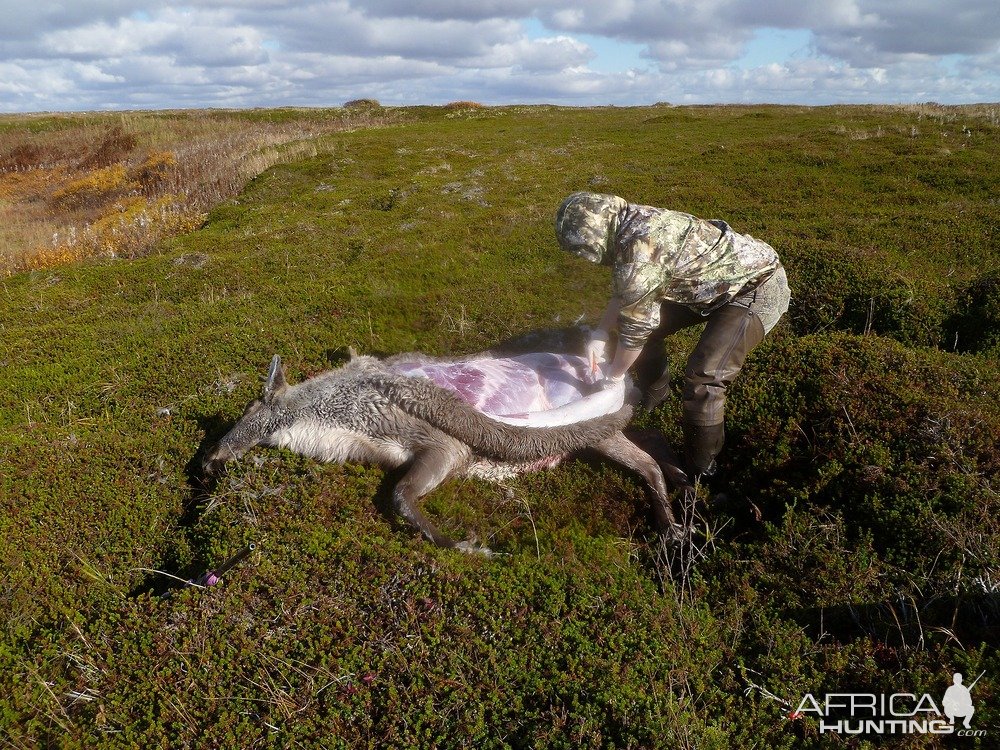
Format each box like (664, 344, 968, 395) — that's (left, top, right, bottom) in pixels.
(612, 261, 662, 350)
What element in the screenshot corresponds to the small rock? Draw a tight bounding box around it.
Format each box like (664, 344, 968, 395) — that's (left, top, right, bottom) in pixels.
(172, 253, 209, 269)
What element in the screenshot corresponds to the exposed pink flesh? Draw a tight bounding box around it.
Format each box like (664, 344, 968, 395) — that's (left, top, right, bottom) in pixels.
(387, 352, 625, 427)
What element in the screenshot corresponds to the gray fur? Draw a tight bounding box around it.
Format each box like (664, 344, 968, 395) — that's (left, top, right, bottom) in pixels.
(204, 331, 685, 553)
(362, 368, 633, 461)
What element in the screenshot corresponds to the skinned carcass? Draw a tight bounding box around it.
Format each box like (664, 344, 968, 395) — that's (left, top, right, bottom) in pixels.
(203, 329, 688, 554)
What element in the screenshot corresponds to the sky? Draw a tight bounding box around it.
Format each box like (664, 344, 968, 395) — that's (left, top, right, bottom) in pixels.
(1, 1, 999, 112)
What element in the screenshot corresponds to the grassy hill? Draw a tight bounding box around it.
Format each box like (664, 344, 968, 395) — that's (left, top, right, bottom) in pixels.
(1, 103, 998, 748)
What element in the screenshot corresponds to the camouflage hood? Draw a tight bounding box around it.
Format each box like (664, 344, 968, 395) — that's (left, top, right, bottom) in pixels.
(555, 192, 629, 266)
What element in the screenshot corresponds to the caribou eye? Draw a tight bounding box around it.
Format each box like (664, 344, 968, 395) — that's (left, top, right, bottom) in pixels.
(241, 399, 263, 415)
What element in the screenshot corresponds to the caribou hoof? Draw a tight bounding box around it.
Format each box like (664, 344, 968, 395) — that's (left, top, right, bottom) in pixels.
(659, 523, 689, 544)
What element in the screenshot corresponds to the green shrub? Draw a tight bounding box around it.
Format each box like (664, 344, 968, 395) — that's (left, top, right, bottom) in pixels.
(950, 271, 1000, 355)
(1, 103, 997, 747)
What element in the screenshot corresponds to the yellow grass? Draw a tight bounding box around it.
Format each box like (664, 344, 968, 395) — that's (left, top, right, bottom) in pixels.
(0, 109, 392, 275)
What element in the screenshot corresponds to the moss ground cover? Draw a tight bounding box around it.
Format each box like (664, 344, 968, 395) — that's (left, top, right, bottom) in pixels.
(1, 103, 998, 747)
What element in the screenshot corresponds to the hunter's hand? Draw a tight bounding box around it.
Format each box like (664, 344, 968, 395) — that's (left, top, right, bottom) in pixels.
(585, 331, 608, 373)
(597, 368, 625, 391)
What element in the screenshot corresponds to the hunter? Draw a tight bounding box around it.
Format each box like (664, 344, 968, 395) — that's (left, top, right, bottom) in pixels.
(555, 191, 791, 481)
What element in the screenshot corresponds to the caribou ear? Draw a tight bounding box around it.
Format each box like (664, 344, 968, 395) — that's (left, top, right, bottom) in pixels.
(263, 354, 288, 400)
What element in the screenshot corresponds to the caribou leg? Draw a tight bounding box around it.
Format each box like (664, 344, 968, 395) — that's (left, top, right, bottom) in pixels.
(592, 432, 687, 539)
(392, 444, 491, 555)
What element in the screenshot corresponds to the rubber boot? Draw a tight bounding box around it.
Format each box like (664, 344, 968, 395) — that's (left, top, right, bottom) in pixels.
(633, 339, 668, 404)
(680, 302, 766, 480)
(683, 421, 725, 479)
(642, 370, 672, 411)
(682, 304, 766, 429)
(634, 302, 702, 411)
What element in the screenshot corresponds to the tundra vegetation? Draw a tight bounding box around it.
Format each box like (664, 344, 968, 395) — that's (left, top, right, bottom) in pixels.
(1, 103, 998, 748)
(0, 107, 394, 275)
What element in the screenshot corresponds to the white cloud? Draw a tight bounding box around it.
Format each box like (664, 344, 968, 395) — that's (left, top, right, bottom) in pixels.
(42, 19, 166, 59)
(0, 1, 144, 40)
(356, 0, 543, 22)
(466, 35, 593, 71)
(0, 0, 996, 111)
(646, 34, 750, 71)
(676, 55, 999, 104)
(531, 0, 1000, 77)
(77, 64, 126, 85)
(40, 9, 270, 67)
(809, 1, 1000, 69)
(0, 62, 46, 97)
(251, 0, 525, 60)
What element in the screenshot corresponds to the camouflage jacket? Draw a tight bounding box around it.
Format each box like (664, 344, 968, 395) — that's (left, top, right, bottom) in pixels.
(555, 193, 781, 349)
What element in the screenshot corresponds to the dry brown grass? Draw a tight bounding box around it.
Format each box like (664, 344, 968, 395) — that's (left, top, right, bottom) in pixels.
(0, 108, 393, 275)
(444, 101, 485, 109)
(833, 101, 1000, 125)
